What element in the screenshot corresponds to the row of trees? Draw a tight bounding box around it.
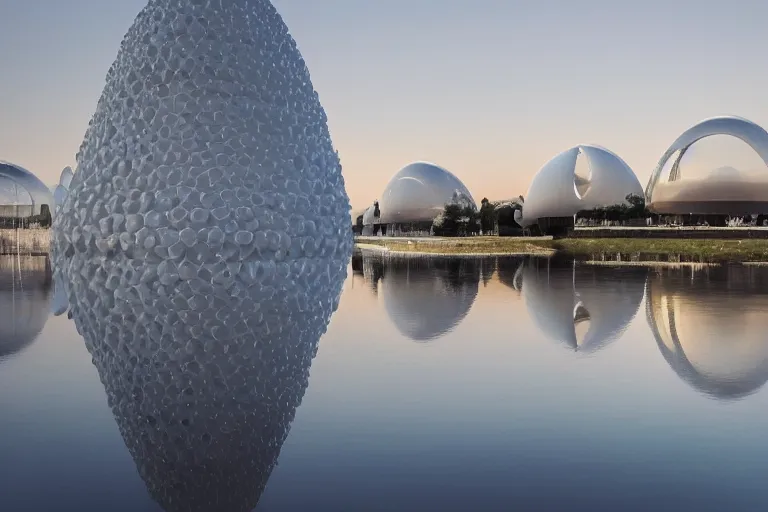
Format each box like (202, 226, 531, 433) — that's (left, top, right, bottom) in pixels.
(575, 194, 649, 224)
(432, 196, 526, 236)
(357, 193, 653, 237)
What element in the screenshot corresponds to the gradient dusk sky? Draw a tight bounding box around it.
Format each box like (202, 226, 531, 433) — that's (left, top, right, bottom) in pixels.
(1, 0, 767, 211)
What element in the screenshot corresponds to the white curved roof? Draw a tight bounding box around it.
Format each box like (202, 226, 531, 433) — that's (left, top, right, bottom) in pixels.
(0, 161, 54, 214)
(517, 145, 643, 227)
(378, 162, 476, 224)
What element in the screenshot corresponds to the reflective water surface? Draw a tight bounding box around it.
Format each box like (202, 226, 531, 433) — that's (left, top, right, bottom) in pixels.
(3, 252, 768, 511)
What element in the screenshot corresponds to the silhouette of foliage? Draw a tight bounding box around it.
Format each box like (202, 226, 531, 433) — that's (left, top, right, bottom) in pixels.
(432, 203, 480, 237)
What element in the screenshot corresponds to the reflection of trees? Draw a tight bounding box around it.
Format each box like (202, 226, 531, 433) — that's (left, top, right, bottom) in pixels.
(0, 256, 52, 359)
(518, 256, 647, 353)
(646, 265, 768, 400)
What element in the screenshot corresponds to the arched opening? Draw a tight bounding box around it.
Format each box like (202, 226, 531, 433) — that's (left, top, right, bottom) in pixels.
(649, 135, 768, 219)
(573, 147, 592, 199)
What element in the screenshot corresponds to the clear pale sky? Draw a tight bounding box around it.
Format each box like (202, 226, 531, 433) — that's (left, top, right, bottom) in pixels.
(1, 0, 767, 211)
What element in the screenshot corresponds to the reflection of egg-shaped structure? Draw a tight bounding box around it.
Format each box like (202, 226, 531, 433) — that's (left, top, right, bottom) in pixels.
(0, 256, 53, 360)
(380, 256, 480, 342)
(520, 258, 647, 353)
(0, 161, 54, 218)
(496, 257, 526, 292)
(51, 0, 351, 509)
(646, 116, 768, 215)
(646, 265, 768, 400)
(378, 162, 476, 224)
(516, 145, 643, 228)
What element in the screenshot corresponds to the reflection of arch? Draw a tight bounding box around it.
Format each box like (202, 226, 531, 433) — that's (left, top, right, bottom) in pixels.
(519, 257, 647, 353)
(0, 256, 53, 360)
(517, 145, 643, 228)
(645, 265, 768, 400)
(646, 116, 768, 214)
(0, 161, 53, 216)
(379, 255, 480, 342)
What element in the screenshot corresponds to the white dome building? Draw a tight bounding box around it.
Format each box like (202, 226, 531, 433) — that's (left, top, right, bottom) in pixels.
(515, 145, 643, 234)
(378, 162, 475, 234)
(646, 116, 768, 218)
(0, 161, 54, 225)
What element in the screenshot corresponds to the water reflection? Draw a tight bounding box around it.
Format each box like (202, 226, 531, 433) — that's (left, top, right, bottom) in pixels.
(0, 256, 52, 361)
(517, 258, 647, 353)
(54, 257, 345, 511)
(352, 251, 481, 342)
(646, 265, 768, 400)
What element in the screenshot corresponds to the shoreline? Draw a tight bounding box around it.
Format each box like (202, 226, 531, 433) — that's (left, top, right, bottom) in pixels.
(354, 235, 768, 263)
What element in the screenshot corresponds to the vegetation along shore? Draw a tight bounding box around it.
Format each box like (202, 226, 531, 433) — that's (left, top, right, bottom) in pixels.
(355, 235, 768, 263)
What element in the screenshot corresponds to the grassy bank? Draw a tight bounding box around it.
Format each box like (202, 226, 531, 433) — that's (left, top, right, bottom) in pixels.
(355, 236, 768, 262)
(356, 236, 555, 256)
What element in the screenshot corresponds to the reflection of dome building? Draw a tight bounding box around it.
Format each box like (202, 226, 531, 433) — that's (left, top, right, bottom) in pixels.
(380, 256, 480, 342)
(515, 145, 643, 235)
(0, 161, 53, 227)
(646, 116, 768, 218)
(646, 265, 768, 400)
(378, 162, 476, 235)
(519, 258, 647, 353)
(0, 256, 53, 360)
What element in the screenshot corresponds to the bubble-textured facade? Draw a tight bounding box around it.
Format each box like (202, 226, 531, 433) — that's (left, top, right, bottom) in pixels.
(0, 161, 53, 218)
(646, 116, 768, 215)
(378, 162, 476, 225)
(51, 0, 351, 509)
(515, 145, 643, 228)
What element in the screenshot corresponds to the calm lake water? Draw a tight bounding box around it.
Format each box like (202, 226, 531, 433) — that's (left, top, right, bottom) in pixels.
(3, 251, 768, 511)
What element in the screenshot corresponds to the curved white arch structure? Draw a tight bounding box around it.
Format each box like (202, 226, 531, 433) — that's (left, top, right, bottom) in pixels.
(516, 145, 643, 228)
(378, 162, 475, 224)
(646, 116, 768, 215)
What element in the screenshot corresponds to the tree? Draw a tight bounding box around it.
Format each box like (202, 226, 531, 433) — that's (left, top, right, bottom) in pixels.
(432, 202, 480, 237)
(479, 197, 495, 234)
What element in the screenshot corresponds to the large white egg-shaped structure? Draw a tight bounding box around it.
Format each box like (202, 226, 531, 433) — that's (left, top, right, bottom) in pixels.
(519, 258, 647, 353)
(378, 162, 475, 225)
(516, 145, 643, 228)
(51, 0, 351, 509)
(646, 265, 768, 400)
(646, 116, 768, 215)
(380, 256, 479, 342)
